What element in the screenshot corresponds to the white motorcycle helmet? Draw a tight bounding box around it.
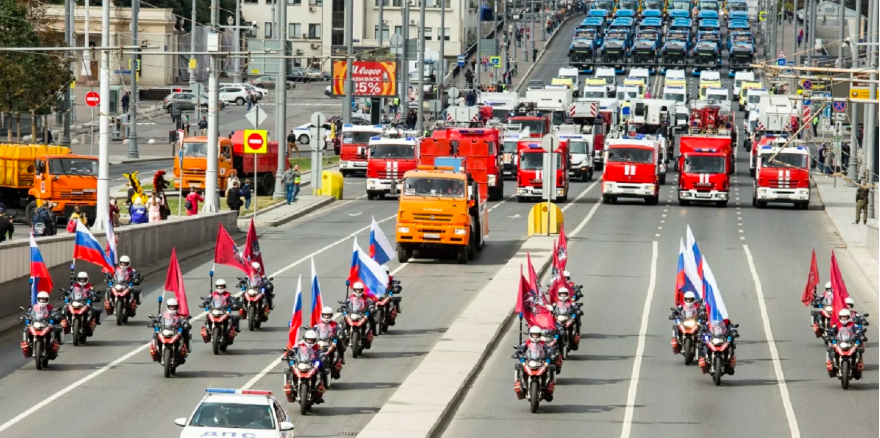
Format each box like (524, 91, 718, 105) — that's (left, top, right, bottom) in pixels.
(37, 291, 50, 304)
(76, 271, 89, 286)
(321, 306, 334, 322)
(251, 262, 261, 273)
(352, 281, 365, 296)
(119, 255, 131, 267)
(683, 291, 696, 304)
(825, 281, 832, 292)
(304, 330, 318, 345)
(166, 298, 179, 316)
(215, 279, 227, 291)
(558, 287, 570, 299)
(838, 308, 852, 324)
(563, 270, 571, 281)
(845, 297, 854, 309)
(529, 325, 542, 341)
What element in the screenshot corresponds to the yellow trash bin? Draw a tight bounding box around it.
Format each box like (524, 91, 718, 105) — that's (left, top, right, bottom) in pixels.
(320, 170, 344, 199)
(527, 202, 564, 236)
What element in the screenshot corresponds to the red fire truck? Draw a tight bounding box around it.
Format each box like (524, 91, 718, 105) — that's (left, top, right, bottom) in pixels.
(677, 136, 732, 207)
(753, 142, 812, 209)
(339, 124, 385, 176)
(601, 140, 661, 205)
(515, 140, 570, 202)
(507, 102, 551, 139)
(366, 135, 419, 200)
(427, 127, 505, 201)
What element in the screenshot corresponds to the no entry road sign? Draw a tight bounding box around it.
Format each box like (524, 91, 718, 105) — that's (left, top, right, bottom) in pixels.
(85, 91, 100, 107)
(243, 129, 268, 154)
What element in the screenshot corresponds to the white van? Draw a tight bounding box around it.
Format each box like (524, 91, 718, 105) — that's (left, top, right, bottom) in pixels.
(699, 70, 721, 85)
(733, 71, 756, 95)
(558, 67, 580, 90)
(629, 68, 651, 87)
(594, 67, 617, 95)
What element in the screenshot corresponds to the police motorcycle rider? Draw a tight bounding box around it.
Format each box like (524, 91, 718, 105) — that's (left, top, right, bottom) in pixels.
(346, 281, 378, 337)
(205, 279, 242, 332)
(112, 255, 143, 304)
(697, 318, 740, 374)
(154, 297, 193, 355)
(314, 305, 346, 368)
(283, 329, 327, 404)
(70, 272, 102, 325)
(512, 325, 558, 401)
(243, 262, 276, 310)
(24, 291, 66, 350)
(825, 308, 868, 378)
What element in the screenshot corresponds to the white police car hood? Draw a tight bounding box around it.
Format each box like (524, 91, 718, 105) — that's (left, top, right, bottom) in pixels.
(179, 427, 285, 438)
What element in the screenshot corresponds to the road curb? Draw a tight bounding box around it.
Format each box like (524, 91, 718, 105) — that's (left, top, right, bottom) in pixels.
(514, 14, 582, 93)
(111, 157, 173, 165)
(249, 197, 335, 227)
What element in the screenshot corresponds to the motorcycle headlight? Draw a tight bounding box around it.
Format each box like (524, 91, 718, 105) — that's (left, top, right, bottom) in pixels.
(114, 284, 124, 291)
(72, 301, 83, 308)
(33, 322, 45, 329)
(318, 340, 329, 347)
(839, 342, 851, 349)
(247, 289, 258, 296)
(162, 329, 174, 337)
(297, 362, 312, 371)
(350, 314, 362, 321)
(683, 319, 696, 328)
(556, 315, 569, 322)
(712, 338, 724, 345)
(212, 310, 224, 316)
(528, 360, 541, 369)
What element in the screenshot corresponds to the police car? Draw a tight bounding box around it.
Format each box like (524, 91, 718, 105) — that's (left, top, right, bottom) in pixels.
(174, 389, 295, 437)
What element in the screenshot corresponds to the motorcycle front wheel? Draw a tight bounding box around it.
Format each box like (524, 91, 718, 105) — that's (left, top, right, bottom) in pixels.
(683, 337, 694, 365)
(561, 334, 568, 360)
(163, 347, 173, 378)
(840, 360, 850, 389)
(212, 326, 222, 355)
(34, 339, 44, 370)
(116, 299, 125, 325)
(72, 318, 82, 346)
(351, 330, 361, 358)
(299, 382, 310, 415)
(377, 308, 387, 334)
(248, 306, 257, 332)
(713, 356, 723, 386)
(529, 379, 540, 413)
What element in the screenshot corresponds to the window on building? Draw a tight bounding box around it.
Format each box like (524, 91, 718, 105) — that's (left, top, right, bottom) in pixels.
(264, 22, 273, 38)
(245, 22, 257, 38)
(392, 0, 401, 5)
(374, 0, 389, 5)
(288, 0, 301, 4)
(293, 58, 302, 68)
(394, 26, 402, 36)
(309, 0, 323, 5)
(289, 23, 302, 38)
(422, 27, 432, 41)
(243, 0, 258, 3)
(374, 25, 390, 40)
(308, 24, 322, 39)
(440, 27, 450, 41)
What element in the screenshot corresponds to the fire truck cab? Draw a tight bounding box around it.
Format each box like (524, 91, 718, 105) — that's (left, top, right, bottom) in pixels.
(515, 140, 570, 202)
(558, 133, 595, 181)
(602, 139, 661, 205)
(677, 138, 731, 207)
(340, 124, 385, 176)
(753, 144, 811, 209)
(366, 135, 419, 199)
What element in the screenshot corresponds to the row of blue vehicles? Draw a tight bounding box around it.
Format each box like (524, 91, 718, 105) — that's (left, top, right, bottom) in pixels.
(568, 0, 755, 77)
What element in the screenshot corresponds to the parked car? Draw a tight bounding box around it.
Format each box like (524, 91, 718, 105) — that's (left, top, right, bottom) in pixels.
(218, 86, 250, 105)
(305, 68, 332, 81)
(163, 93, 227, 111)
(287, 68, 312, 83)
(227, 83, 268, 100)
(250, 76, 297, 90)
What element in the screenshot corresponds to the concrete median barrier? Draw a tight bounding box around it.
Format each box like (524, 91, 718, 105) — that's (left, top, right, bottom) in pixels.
(0, 212, 237, 322)
(358, 235, 556, 438)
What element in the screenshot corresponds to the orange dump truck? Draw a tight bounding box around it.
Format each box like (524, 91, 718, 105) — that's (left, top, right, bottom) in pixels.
(173, 132, 280, 195)
(0, 144, 98, 225)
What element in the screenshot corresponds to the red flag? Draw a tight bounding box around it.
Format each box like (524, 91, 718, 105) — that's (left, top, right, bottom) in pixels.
(214, 223, 252, 275)
(516, 265, 555, 329)
(244, 219, 264, 272)
(801, 249, 820, 306)
(556, 223, 568, 271)
(515, 265, 526, 316)
(163, 248, 190, 317)
(829, 251, 850, 327)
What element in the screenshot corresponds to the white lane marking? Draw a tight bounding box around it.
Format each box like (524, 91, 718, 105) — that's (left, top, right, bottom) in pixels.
(561, 180, 599, 212)
(740, 236, 745, 240)
(0, 213, 397, 432)
(301, 194, 367, 219)
(655, 233, 661, 237)
(620, 241, 659, 438)
(570, 195, 602, 237)
(489, 193, 517, 212)
(742, 245, 801, 438)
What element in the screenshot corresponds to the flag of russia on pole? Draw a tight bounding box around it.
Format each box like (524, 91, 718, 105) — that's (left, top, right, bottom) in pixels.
(369, 216, 396, 265)
(309, 257, 324, 327)
(30, 233, 54, 304)
(287, 275, 303, 349)
(348, 238, 389, 296)
(684, 226, 705, 299)
(105, 213, 118, 266)
(702, 256, 729, 326)
(73, 221, 114, 273)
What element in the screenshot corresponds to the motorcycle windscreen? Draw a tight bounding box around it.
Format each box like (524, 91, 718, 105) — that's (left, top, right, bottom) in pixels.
(211, 295, 229, 309)
(114, 268, 129, 284)
(526, 343, 545, 360)
(31, 303, 50, 321)
(348, 296, 367, 313)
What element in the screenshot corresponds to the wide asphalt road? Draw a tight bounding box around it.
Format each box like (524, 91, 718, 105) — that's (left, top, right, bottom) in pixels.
(0, 172, 599, 438)
(442, 20, 879, 438)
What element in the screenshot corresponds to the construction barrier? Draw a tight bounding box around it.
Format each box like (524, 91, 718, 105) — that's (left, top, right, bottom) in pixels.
(527, 202, 563, 236)
(319, 170, 344, 199)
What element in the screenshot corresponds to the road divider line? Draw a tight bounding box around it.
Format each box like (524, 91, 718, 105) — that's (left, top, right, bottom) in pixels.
(743, 244, 801, 438)
(620, 240, 658, 438)
(571, 193, 602, 237)
(489, 193, 517, 212)
(0, 214, 397, 433)
(561, 180, 599, 213)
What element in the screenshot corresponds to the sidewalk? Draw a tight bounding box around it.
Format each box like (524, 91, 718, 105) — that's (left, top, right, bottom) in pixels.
(813, 174, 879, 292)
(238, 194, 334, 228)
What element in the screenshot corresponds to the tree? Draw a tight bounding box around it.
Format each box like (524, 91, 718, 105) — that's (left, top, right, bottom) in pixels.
(0, 0, 72, 141)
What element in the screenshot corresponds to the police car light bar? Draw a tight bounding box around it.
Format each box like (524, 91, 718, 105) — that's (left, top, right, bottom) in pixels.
(206, 388, 273, 395)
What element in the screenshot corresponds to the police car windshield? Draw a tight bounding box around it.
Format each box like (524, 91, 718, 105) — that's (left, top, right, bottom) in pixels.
(189, 402, 275, 430)
(370, 144, 415, 158)
(343, 131, 376, 143)
(49, 158, 98, 176)
(608, 148, 653, 163)
(403, 177, 466, 198)
(519, 152, 562, 169)
(762, 153, 808, 169)
(182, 142, 209, 157)
(685, 155, 725, 173)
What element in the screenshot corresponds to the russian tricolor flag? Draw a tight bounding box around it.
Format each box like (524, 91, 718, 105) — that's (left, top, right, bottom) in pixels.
(675, 238, 688, 306)
(348, 237, 389, 297)
(684, 225, 705, 299)
(105, 213, 118, 266)
(309, 257, 324, 327)
(30, 233, 54, 305)
(702, 256, 728, 326)
(369, 216, 396, 265)
(287, 275, 303, 349)
(73, 221, 114, 273)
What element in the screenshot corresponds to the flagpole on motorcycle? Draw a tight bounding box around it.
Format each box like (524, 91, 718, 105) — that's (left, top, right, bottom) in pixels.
(518, 313, 523, 344)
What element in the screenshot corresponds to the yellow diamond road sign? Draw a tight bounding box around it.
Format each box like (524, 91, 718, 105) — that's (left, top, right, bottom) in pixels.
(243, 129, 268, 154)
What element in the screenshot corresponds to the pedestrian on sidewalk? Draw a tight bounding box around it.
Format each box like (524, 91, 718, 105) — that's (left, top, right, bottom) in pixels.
(532, 48, 538, 62)
(147, 191, 164, 223)
(109, 198, 120, 227)
(817, 144, 828, 173)
(282, 166, 295, 204)
(841, 142, 850, 172)
(68, 206, 88, 232)
(184, 187, 204, 216)
(0, 210, 14, 243)
(287, 129, 301, 158)
(198, 116, 207, 136)
(823, 144, 834, 174)
(183, 115, 191, 136)
(226, 182, 243, 217)
(122, 92, 130, 114)
(33, 203, 55, 236)
(242, 179, 253, 211)
(291, 165, 302, 202)
(812, 115, 819, 137)
(797, 29, 804, 47)
(855, 180, 870, 224)
(130, 198, 148, 224)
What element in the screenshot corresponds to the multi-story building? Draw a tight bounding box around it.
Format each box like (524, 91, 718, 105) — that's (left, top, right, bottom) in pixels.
(241, 0, 481, 73)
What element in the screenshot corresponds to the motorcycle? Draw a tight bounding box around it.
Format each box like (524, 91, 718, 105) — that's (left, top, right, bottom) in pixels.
(702, 323, 738, 386)
(375, 280, 402, 334)
(282, 345, 326, 415)
(199, 295, 239, 355)
(148, 310, 189, 378)
(19, 304, 63, 370)
(828, 326, 868, 389)
(338, 297, 374, 358)
(670, 306, 703, 365)
(64, 286, 100, 346)
(238, 276, 272, 331)
(512, 342, 556, 413)
(315, 325, 343, 383)
(104, 270, 139, 325)
(810, 296, 834, 342)
(553, 301, 581, 359)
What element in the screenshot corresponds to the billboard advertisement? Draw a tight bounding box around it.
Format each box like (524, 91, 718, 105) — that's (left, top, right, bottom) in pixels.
(331, 61, 397, 97)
